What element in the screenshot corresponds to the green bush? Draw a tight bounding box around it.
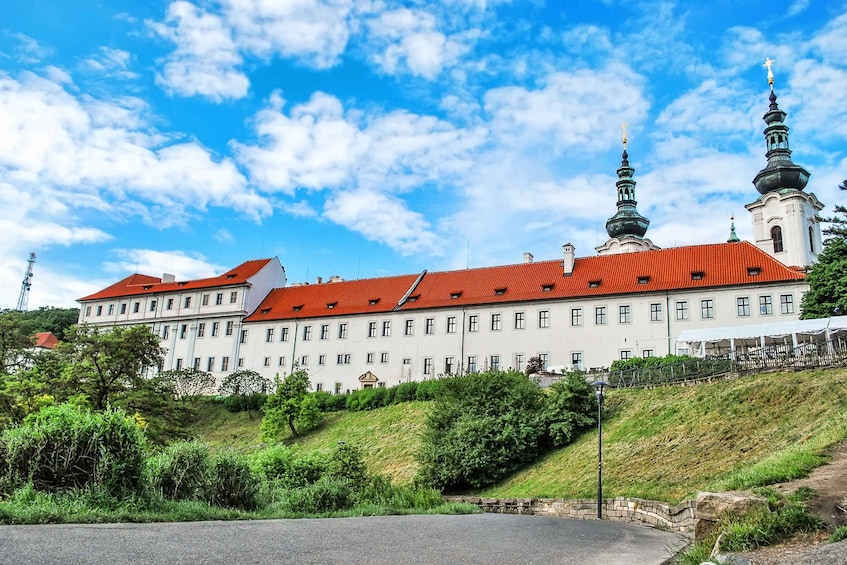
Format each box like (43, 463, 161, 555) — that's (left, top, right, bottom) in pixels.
(250, 444, 328, 489)
(210, 452, 261, 510)
(393, 382, 417, 403)
(146, 440, 213, 501)
(223, 392, 267, 413)
(415, 379, 442, 401)
(542, 374, 597, 446)
(284, 476, 356, 513)
(0, 404, 146, 497)
(312, 391, 347, 412)
(327, 442, 369, 489)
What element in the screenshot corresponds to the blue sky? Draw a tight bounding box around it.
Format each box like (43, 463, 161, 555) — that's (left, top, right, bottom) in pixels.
(1, 0, 845, 309)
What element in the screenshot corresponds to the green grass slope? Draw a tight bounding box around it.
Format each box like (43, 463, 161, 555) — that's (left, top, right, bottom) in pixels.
(188, 368, 847, 503)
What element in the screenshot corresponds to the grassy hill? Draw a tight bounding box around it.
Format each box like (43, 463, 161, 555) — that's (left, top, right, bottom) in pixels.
(189, 368, 847, 503)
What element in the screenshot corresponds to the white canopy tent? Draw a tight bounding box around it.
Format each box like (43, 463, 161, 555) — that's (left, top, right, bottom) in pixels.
(676, 316, 847, 359)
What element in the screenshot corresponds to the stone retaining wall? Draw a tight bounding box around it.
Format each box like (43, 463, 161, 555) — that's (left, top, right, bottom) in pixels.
(446, 496, 696, 536)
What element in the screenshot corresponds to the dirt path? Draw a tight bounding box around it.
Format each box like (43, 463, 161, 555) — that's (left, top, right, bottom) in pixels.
(737, 442, 847, 564)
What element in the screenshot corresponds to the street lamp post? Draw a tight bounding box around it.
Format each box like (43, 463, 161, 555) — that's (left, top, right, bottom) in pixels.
(591, 380, 607, 520)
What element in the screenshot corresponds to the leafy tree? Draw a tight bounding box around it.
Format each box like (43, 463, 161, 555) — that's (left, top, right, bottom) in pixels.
(59, 324, 164, 410)
(542, 374, 597, 446)
(525, 356, 544, 375)
(801, 180, 847, 319)
(261, 367, 322, 440)
(417, 370, 547, 491)
(218, 369, 270, 396)
(20, 307, 80, 341)
(159, 367, 215, 400)
(0, 310, 36, 375)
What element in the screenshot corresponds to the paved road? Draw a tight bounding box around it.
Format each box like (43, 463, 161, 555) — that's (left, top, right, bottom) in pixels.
(0, 514, 687, 564)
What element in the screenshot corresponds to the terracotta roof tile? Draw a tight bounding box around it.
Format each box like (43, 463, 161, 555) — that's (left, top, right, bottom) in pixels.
(79, 259, 275, 301)
(33, 332, 59, 349)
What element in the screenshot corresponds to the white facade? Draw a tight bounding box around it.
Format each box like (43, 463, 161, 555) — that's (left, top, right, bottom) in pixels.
(746, 189, 824, 269)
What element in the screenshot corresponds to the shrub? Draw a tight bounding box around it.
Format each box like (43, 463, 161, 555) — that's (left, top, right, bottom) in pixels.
(327, 442, 369, 490)
(284, 476, 356, 514)
(250, 444, 328, 489)
(0, 404, 146, 497)
(542, 374, 597, 446)
(393, 382, 417, 403)
(210, 452, 261, 510)
(146, 440, 213, 501)
(223, 392, 267, 413)
(415, 379, 442, 401)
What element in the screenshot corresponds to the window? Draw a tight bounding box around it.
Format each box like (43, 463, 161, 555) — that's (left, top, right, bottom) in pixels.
(423, 357, 433, 376)
(737, 297, 751, 317)
(368, 321, 377, 338)
(468, 315, 479, 332)
(202, 294, 209, 306)
(316, 383, 324, 392)
(162, 326, 169, 339)
(515, 353, 525, 370)
(264, 357, 271, 367)
(380, 352, 389, 363)
(643, 349, 654, 358)
(197, 322, 205, 337)
(215, 293, 223, 305)
(207, 357, 215, 371)
(338, 323, 348, 339)
(491, 313, 502, 331)
(221, 357, 229, 372)
(809, 226, 815, 253)
(366, 352, 375, 364)
(425, 318, 435, 335)
(404, 319, 414, 336)
(676, 301, 689, 320)
(490, 355, 500, 371)
(230, 291, 238, 304)
(538, 310, 550, 328)
(175, 358, 183, 370)
(595, 306, 606, 325)
(619, 305, 631, 324)
(96, 305, 102, 316)
(133, 301, 140, 313)
(240, 329, 248, 343)
(382, 320, 391, 337)
(193, 357, 201, 370)
(108, 304, 114, 315)
(571, 308, 583, 327)
(771, 226, 784, 253)
(571, 352, 583, 369)
(445, 356, 455, 374)
(211, 322, 220, 337)
(166, 298, 173, 310)
(85, 306, 92, 317)
(303, 326, 312, 341)
(278, 356, 286, 367)
(319, 355, 326, 365)
(759, 295, 774, 315)
(120, 303, 127, 315)
(620, 350, 632, 360)
(184, 297, 191, 308)
(701, 299, 715, 319)
(538, 353, 549, 370)
(780, 294, 795, 315)
(300, 355, 309, 366)
(514, 312, 525, 330)
(650, 303, 662, 322)
(281, 327, 289, 342)
(266, 328, 275, 342)
(467, 356, 477, 373)
(446, 316, 456, 333)
(319, 324, 329, 340)
(180, 324, 188, 339)
(150, 300, 157, 312)
(225, 321, 234, 336)
(337, 354, 351, 365)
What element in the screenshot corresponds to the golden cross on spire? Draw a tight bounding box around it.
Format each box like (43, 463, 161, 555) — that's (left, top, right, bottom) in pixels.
(621, 121, 628, 148)
(763, 57, 775, 89)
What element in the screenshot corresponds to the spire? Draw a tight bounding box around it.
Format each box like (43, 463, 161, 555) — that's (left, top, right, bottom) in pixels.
(727, 215, 740, 243)
(605, 130, 650, 239)
(753, 58, 810, 195)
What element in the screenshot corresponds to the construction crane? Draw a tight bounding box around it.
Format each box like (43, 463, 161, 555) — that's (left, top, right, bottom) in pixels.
(16, 252, 36, 311)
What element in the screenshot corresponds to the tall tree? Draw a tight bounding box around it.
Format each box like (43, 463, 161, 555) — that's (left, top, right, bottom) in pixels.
(261, 367, 320, 440)
(21, 307, 80, 341)
(801, 180, 847, 319)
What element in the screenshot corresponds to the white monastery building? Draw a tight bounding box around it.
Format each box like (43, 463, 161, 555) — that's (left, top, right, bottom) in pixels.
(77, 76, 824, 393)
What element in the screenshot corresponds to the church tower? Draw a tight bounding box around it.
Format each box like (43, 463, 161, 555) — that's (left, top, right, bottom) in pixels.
(596, 127, 659, 255)
(745, 59, 823, 269)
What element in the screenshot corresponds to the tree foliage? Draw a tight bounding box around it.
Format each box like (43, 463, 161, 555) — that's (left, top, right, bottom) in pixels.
(218, 370, 270, 396)
(158, 367, 215, 399)
(542, 374, 597, 446)
(19, 307, 80, 341)
(525, 356, 544, 375)
(261, 368, 322, 440)
(0, 310, 37, 375)
(801, 180, 847, 319)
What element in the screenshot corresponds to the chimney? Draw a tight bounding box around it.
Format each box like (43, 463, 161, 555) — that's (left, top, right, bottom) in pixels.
(316, 276, 323, 284)
(328, 275, 344, 283)
(563, 243, 575, 276)
(162, 273, 176, 283)
(523, 252, 534, 264)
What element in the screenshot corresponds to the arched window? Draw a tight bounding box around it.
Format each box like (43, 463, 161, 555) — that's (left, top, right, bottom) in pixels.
(809, 226, 815, 253)
(771, 226, 784, 253)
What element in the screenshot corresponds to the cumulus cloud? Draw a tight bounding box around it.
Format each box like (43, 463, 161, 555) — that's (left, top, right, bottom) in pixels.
(102, 249, 228, 281)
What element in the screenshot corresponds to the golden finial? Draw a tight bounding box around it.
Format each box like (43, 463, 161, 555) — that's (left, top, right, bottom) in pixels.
(763, 58, 775, 89)
(621, 121, 628, 148)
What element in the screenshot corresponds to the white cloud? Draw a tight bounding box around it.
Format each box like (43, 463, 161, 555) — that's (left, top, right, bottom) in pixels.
(81, 47, 139, 80)
(8, 32, 53, 65)
(787, 0, 810, 17)
(102, 249, 227, 281)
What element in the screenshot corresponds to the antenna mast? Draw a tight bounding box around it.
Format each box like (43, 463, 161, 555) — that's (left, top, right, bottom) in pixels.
(16, 252, 36, 311)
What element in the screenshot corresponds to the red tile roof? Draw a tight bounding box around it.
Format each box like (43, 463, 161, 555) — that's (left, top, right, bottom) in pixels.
(79, 259, 275, 301)
(245, 242, 805, 323)
(33, 332, 59, 349)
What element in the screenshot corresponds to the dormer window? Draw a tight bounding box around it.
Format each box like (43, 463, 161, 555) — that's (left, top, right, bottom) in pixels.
(327, 302, 337, 309)
(292, 304, 303, 312)
(588, 280, 601, 288)
(178, 282, 187, 287)
(747, 267, 761, 277)
(261, 308, 271, 314)
(407, 295, 419, 302)
(494, 287, 507, 295)
(541, 283, 554, 292)
(450, 291, 463, 299)
(691, 271, 704, 281)
(637, 276, 650, 285)
(143, 285, 153, 290)
(368, 298, 380, 306)
(226, 274, 237, 280)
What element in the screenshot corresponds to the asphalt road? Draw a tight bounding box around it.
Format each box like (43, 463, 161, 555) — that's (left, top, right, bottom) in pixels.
(0, 514, 687, 565)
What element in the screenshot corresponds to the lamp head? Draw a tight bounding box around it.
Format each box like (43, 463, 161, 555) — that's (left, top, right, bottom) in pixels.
(591, 380, 608, 399)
